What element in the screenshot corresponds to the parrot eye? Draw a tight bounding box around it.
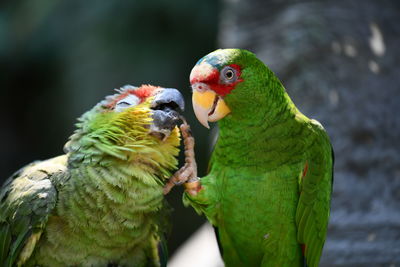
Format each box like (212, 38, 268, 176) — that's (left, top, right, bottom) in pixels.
(225, 70, 234, 79)
(221, 66, 238, 83)
(114, 94, 140, 112)
(117, 101, 130, 107)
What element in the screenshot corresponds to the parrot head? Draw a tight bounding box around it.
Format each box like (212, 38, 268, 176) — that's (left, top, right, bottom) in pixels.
(190, 48, 271, 128)
(103, 84, 185, 140)
(65, 85, 185, 166)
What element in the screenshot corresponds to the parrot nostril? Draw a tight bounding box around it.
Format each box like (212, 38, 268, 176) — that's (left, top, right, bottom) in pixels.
(193, 83, 209, 93)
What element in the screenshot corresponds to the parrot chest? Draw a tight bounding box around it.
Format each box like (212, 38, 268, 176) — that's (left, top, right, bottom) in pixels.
(211, 164, 303, 265)
(30, 164, 166, 266)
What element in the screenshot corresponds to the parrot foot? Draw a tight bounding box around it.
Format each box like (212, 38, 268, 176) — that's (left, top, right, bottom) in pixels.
(185, 177, 202, 196)
(163, 119, 199, 195)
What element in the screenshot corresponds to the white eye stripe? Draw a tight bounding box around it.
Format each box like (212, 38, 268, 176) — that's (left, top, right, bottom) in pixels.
(117, 94, 140, 106)
(115, 94, 140, 112)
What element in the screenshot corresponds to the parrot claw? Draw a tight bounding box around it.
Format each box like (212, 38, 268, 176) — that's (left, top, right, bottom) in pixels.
(173, 180, 185, 185)
(163, 119, 199, 195)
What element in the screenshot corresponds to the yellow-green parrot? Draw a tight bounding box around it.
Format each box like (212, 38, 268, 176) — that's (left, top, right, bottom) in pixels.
(0, 85, 185, 267)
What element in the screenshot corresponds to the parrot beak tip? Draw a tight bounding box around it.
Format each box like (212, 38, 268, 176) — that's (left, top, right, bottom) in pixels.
(202, 122, 210, 129)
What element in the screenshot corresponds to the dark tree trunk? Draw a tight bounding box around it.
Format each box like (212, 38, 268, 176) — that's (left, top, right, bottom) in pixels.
(219, 0, 400, 266)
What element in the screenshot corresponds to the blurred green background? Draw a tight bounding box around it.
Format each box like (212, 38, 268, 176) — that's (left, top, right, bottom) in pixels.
(0, 0, 219, 254)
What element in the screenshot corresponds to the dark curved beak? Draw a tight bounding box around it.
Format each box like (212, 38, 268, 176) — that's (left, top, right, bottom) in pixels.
(150, 88, 185, 137)
(151, 88, 185, 112)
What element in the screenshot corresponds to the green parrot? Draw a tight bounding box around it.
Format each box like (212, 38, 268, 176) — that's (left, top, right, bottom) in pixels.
(0, 85, 185, 267)
(182, 49, 333, 267)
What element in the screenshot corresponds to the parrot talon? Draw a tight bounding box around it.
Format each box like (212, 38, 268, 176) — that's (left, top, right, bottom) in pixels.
(184, 179, 202, 196)
(186, 177, 199, 183)
(173, 180, 184, 185)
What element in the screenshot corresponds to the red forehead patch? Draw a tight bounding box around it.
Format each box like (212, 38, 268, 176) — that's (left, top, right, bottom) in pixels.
(191, 64, 242, 97)
(133, 84, 160, 100)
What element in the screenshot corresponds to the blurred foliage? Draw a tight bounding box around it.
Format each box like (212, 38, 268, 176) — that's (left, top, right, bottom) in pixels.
(0, 0, 220, 253)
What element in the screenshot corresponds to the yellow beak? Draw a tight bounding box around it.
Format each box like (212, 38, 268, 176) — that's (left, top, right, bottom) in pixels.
(192, 88, 231, 128)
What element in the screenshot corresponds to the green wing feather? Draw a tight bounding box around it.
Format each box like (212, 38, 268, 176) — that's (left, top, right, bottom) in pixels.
(296, 121, 333, 267)
(153, 199, 172, 267)
(0, 156, 67, 266)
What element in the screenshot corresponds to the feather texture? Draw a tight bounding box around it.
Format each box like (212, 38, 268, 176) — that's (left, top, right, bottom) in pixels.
(184, 49, 333, 267)
(0, 85, 181, 266)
